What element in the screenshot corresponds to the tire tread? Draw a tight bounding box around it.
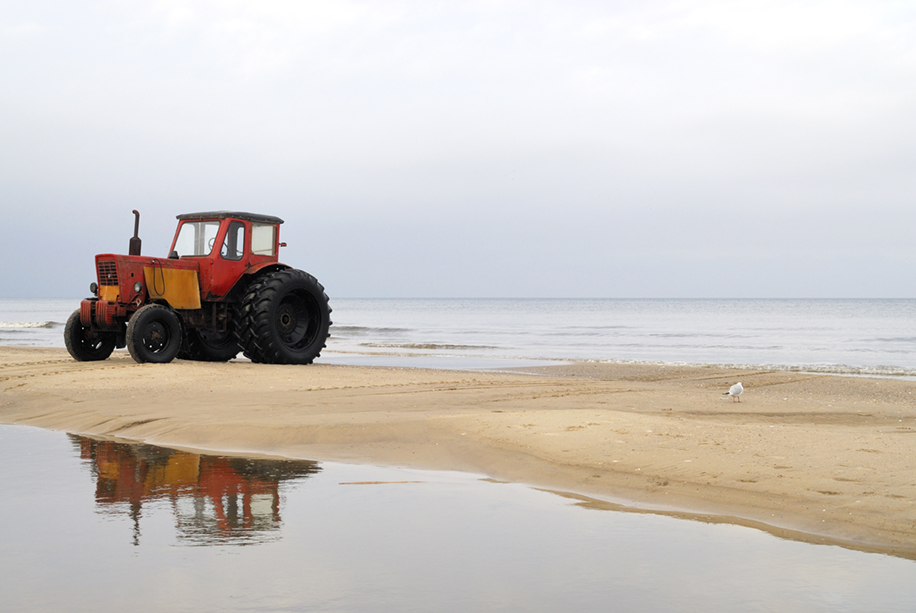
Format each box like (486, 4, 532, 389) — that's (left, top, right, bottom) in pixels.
(235, 269, 331, 365)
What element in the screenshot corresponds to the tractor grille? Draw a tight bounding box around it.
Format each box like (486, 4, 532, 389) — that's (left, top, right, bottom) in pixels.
(97, 260, 119, 286)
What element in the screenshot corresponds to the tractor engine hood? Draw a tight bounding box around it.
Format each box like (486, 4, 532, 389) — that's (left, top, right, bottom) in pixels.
(94, 254, 202, 310)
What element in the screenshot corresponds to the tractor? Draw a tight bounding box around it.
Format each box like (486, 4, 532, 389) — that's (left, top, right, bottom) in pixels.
(64, 211, 331, 365)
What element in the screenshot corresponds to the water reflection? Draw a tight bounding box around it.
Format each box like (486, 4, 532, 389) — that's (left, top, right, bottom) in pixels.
(69, 435, 320, 546)
(3, 426, 916, 611)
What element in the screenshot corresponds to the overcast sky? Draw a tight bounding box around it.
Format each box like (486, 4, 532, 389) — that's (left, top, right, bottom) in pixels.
(2, 0, 915, 298)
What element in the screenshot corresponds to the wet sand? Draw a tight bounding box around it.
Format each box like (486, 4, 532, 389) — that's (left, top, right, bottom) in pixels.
(2, 346, 915, 558)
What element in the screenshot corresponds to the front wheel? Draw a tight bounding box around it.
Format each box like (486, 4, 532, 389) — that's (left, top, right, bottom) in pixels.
(126, 304, 183, 364)
(64, 309, 115, 361)
(237, 269, 332, 364)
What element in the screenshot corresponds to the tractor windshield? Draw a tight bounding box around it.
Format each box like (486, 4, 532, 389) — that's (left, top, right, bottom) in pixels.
(174, 221, 221, 257)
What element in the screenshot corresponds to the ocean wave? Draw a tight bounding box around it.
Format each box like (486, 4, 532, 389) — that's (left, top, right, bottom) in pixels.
(331, 326, 412, 335)
(612, 342, 785, 351)
(0, 321, 57, 329)
(360, 343, 499, 351)
(587, 358, 916, 378)
(310, 344, 916, 378)
(325, 349, 916, 378)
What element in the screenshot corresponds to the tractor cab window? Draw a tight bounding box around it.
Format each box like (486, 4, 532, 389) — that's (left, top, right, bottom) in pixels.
(220, 221, 246, 261)
(175, 221, 221, 257)
(251, 223, 276, 256)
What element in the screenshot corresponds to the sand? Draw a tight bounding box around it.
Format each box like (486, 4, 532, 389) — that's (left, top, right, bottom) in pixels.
(2, 346, 915, 558)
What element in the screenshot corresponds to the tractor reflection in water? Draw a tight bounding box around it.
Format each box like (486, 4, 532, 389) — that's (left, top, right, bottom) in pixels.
(70, 435, 320, 546)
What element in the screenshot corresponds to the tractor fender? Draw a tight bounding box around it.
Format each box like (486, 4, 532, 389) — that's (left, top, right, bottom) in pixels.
(223, 262, 291, 301)
(244, 262, 291, 278)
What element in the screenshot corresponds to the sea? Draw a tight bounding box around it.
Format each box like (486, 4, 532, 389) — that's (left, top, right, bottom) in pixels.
(4, 297, 916, 377)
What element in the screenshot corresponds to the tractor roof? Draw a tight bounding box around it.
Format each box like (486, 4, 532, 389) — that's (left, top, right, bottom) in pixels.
(176, 211, 284, 224)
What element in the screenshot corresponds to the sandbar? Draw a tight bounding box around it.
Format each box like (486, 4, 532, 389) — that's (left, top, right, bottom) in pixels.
(2, 346, 915, 558)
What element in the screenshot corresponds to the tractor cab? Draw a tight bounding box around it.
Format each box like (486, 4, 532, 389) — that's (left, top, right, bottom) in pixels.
(169, 212, 286, 301)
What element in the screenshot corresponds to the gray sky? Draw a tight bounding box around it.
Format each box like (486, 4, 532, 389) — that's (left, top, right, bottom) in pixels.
(2, 0, 915, 298)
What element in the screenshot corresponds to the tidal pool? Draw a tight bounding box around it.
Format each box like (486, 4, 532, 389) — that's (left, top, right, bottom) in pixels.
(1, 424, 914, 612)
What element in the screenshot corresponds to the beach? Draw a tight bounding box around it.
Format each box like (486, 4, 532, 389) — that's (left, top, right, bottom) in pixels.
(1, 346, 915, 558)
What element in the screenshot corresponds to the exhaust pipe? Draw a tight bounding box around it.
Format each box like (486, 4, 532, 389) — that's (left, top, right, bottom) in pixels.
(129, 210, 142, 256)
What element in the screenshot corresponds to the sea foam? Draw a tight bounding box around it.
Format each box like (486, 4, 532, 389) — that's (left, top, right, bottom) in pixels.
(0, 321, 56, 329)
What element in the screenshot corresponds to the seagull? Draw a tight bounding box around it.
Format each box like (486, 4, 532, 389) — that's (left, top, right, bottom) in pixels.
(724, 382, 743, 402)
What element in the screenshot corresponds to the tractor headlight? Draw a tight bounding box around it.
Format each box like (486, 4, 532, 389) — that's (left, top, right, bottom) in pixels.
(89, 282, 98, 295)
(134, 281, 143, 293)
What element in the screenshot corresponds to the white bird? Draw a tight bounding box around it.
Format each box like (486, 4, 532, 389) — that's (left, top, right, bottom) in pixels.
(724, 382, 743, 402)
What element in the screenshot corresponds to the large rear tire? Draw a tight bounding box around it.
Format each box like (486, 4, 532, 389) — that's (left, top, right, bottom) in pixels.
(180, 328, 240, 362)
(236, 269, 331, 364)
(64, 309, 116, 361)
(126, 304, 183, 364)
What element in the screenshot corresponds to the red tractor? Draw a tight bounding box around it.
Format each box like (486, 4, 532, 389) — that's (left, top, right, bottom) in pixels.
(65, 211, 331, 365)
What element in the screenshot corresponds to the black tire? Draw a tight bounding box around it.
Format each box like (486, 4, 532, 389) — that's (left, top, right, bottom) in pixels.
(64, 309, 116, 361)
(236, 269, 331, 364)
(126, 304, 183, 364)
(180, 328, 240, 362)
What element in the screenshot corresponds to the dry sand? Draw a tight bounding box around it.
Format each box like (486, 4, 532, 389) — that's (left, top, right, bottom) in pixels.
(2, 346, 915, 558)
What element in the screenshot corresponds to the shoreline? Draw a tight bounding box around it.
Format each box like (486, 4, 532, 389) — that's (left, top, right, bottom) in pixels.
(2, 346, 915, 559)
